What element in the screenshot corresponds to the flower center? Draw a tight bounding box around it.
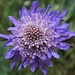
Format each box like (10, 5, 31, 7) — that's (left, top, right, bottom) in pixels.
(24, 25, 43, 42)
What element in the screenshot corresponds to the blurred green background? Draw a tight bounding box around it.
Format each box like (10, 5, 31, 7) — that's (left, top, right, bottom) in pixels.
(0, 0, 75, 75)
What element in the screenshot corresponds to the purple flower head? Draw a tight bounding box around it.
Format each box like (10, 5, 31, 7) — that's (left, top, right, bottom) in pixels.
(0, 1, 75, 75)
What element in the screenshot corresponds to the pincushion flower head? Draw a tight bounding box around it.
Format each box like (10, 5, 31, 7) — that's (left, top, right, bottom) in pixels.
(0, 1, 75, 75)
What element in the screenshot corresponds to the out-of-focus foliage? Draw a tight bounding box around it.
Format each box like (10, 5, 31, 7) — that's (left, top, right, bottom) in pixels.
(0, 0, 75, 75)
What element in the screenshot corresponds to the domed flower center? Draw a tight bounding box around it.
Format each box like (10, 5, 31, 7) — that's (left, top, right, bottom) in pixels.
(24, 25, 43, 42)
(15, 14, 56, 52)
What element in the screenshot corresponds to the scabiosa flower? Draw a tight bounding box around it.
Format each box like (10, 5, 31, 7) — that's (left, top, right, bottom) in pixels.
(0, 1, 75, 75)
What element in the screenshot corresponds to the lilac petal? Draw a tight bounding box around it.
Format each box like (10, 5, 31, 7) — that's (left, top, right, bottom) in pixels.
(59, 10, 67, 18)
(56, 23, 69, 33)
(23, 61, 29, 68)
(59, 32, 75, 41)
(5, 46, 19, 59)
(3, 39, 12, 47)
(44, 5, 51, 15)
(52, 51, 60, 59)
(9, 29, 18, 35)
(5, 42, 13, 46)
(30, 1, 39, 14)
(19, 6, 28, 18)
(30, 58, 38, 72)
(8, 16, 18, 26)
(57, 23, 69, 29)
(50, 10, 59, 19)
(18, 63, 23, 70)
(56, 28, 67, 34)
(56, 23, 69, 34)
(38, 53, 47, 60)
(0, 34, 10, 39)
(57, 42, 70, 50)
(45, 58, 53, 67)
(12, 46, 20, 51)
(39, 60, 47, 75)
(8, 34, 14, 38)
(55, 33, 60, 38)
(10, 54, 21, 70)
(7, 27, 15, 31)
(47, 11, 52, 16)
(59, 36, 68, 41)
(37, 8, 45, 13)
(18, 57, 25, 70)
(56, 10, 67, 25)
(46, 50, 52, 59)
(5, 49, 16, 59)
